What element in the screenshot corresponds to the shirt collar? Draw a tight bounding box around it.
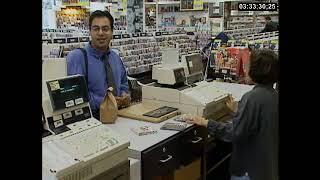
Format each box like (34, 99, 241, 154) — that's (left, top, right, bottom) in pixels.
(253, 83, 274, 90)
(86, 42, 111, 59)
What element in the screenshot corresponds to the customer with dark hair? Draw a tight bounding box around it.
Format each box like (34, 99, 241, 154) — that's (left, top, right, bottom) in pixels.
(67, 10, 130, 120)
(186, 49, 279, 180)
(261, 16, 278, 33)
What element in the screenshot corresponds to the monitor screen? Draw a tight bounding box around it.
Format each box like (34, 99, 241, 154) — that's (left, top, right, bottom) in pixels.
(185, 54, 204, 75)
(46, 75, 89, 111)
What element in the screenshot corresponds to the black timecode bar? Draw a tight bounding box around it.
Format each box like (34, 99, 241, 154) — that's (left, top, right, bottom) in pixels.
(238, 3, 278, 11)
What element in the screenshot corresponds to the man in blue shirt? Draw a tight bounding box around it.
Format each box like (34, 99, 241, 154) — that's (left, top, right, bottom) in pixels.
(67, 10, 130, 119)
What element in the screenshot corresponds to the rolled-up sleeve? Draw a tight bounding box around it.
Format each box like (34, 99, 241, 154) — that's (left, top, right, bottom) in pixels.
(207, 94, 259, 143)
(208, 120, 233, 142)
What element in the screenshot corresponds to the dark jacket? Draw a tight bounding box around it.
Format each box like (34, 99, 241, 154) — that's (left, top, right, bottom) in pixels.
(207, 84, 278, 180)
(261, 21, 279, 33)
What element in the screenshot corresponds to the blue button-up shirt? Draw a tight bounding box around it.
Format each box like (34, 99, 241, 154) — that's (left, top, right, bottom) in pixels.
(66, 43, 129, 113)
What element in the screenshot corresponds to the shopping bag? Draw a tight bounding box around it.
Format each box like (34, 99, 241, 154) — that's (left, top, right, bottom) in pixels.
(100, 87, 118, 124)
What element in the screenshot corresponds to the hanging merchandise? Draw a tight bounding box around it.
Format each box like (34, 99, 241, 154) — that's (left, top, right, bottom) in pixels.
(212, 47, 250, 84)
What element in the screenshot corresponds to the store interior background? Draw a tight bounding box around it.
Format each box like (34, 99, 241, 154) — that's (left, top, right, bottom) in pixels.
(42, 1, 278, 180)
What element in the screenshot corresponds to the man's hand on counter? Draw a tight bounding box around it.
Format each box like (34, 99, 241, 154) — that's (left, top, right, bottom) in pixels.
(115, 92, 131, 109)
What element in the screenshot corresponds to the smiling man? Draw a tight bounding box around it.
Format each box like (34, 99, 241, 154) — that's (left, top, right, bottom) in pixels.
(67, 10, 130, 120)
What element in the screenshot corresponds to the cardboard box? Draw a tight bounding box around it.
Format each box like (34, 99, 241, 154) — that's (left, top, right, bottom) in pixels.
(174, 158, 201, 180)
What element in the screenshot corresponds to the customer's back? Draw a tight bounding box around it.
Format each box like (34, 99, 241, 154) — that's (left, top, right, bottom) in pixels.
(230, 84, 278, 180)
(230, 49, 279, 180)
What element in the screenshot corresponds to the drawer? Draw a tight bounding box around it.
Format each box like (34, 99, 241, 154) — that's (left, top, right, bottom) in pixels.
(142, 137, 180, 179)
(92, 160, 130, 180)
(178, 126, 206, 165)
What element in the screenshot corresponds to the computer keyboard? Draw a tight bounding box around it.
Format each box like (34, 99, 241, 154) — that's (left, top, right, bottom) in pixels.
(55, 125, 119, 159)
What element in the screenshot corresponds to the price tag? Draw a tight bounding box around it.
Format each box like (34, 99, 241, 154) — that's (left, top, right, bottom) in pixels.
(113, 35, 122, 39)
(42, 39, 52, 43)
(67, 37, 79, 43)
(186, 32, 194, 35)
(140, 33, 147, 37)
(162, 32, 169, 35)
(122, 34, 130, 38)
(53, 38, 66, 44)
(79, 37, 90, 42)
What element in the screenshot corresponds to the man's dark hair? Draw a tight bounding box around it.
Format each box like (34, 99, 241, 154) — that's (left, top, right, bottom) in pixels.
(89, 10, 114, 31)
(265, 16, 271, 21)
(248, 49, 278, 85)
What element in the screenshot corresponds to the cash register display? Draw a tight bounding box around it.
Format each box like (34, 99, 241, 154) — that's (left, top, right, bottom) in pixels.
(173, 68, 186, 83)
(47, 76, 89, 111)
(185, 54, 204, 75)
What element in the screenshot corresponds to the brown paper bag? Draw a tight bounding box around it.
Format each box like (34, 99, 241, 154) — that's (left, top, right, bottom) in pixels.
(100, 87, 118, 124)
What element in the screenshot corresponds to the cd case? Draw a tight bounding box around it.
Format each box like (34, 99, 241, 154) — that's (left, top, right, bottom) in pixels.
(143, 106, 178, 118)
(131, 125, 158, 136)
(160, 122, 188, 131)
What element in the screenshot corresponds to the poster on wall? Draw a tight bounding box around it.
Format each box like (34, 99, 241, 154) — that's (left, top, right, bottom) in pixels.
(43, 0, 55, 29)
(110, 0, 128, 31)
(62, 0, 90, 6)
(127, 0, 143, 33)
(43, 0, 53, 10)
(181, 0, 203, 11)
(56, 7, 90, 30)
(193, 0, 203, 10)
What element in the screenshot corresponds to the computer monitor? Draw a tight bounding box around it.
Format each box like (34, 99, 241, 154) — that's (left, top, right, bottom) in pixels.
(46, 75, 89, 111)
(185, 53, 204, 75)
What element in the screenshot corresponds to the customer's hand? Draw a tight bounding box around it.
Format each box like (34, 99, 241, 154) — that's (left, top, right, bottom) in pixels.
(184, 114, 208, 127)
(226, 95, 238, 113)
(115, 92, 131, 109)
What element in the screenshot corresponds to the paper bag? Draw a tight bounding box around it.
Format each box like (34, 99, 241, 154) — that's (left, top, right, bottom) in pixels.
(100, 87, 118, 124)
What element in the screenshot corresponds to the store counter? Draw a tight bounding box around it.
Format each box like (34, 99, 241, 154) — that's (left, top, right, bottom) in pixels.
(107, 116, 207, 180)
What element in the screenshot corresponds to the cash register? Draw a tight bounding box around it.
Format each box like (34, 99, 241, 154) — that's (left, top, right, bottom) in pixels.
(144, 51, 230, 120)
(42, 75, 130, 180)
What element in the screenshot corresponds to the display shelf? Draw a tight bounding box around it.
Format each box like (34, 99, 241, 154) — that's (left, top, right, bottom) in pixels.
(111, 35, 162, 75)
(155, 33, 197, 57)
(158, 1, 180, 5)
(145, 2, 157, 5)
